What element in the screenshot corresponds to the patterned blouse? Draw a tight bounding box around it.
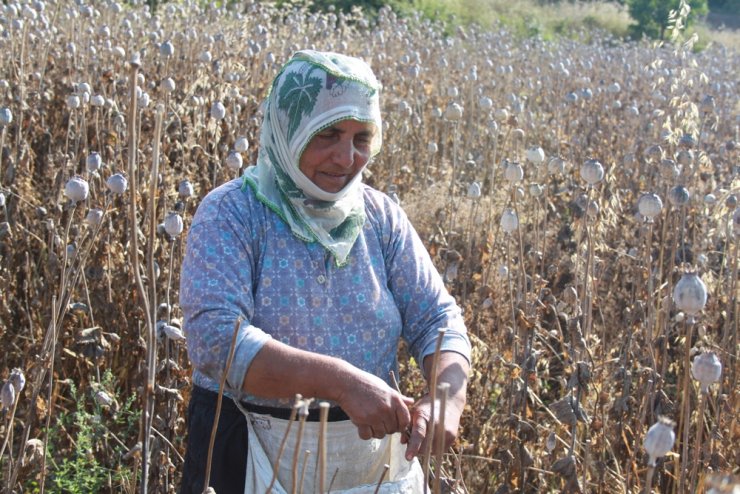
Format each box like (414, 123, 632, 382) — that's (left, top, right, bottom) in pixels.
(180, 178, 471, 406)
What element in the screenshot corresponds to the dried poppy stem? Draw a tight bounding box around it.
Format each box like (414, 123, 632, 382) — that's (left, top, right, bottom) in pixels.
(291, 404, 309, 494)
(422, 328, 446, 494)
(298, 449, 310, 494)
(372, 464, 390, 494)
(327, 468, 339, 493)
(266, 396, 301, 494)
(203, 316, 242, 494)
(511, 189, 527, 302)
(676, 320, 693, 494)
(644, 465, 656, 494)
(643, 220, 657, 376)
(0, 126, 6, 186)
(688, 389, 708, 492)
(389, 371, 401, 393)
(582, 201, 595, 342)
(317, 402, 330, 494)
(124, 58, 155, 494)
(0, 395, 17, 470)
(9, 173, 97, 481)
(433, 383, 450, 494)
(38, 296, 58, 494)
(146, 104, 165, 323)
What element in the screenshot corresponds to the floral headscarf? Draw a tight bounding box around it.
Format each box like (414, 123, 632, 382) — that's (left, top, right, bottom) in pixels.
(242, 50, 383, 266)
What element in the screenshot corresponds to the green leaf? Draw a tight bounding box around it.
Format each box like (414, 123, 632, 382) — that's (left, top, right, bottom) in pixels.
(277, 67, 322, 141)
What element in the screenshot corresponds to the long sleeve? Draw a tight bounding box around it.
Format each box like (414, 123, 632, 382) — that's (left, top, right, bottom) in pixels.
(180, 181, 272, 393)
(365, 190, 471, 370)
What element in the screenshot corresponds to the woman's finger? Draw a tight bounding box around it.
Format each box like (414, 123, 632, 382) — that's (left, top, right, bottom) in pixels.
(356, 424, 373, 440)
(372, 425, 387, 439)
(404, 416, 427, 461)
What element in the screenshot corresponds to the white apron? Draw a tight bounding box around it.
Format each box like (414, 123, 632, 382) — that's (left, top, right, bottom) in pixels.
(241, 409, 425, 494)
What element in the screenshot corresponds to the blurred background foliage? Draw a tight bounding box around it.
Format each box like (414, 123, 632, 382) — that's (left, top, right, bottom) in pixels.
(140, 0, 740, 49)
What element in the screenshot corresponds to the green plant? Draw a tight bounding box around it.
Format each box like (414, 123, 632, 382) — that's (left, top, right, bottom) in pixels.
(47, 373, 139, 493)
(627, 0, 708, 39)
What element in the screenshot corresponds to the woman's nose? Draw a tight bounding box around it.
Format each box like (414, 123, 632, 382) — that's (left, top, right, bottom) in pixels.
(332, 139, 355, 168)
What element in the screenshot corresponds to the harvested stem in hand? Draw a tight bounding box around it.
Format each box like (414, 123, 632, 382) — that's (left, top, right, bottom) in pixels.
(433, 383, 450, 494)
(266, 395, 301, 494)
(318, 402, 330, 493)
(291, 403, 309, 494)
(423, 328, 447, 493)
(203, 316, 242, 494)
(298, 450, 310, 494)
(372, 464, 390, 494)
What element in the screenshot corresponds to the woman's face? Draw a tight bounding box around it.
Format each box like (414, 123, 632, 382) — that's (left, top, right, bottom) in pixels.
(299, 119, 375, 194)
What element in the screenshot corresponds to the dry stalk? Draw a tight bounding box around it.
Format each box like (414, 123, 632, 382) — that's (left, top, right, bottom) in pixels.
(688, 389, 708, 492)
(0, 392, 19, 473)
(125, 57, 155, 494)
(677, 320, 694, 494)
(298, 450, 310, 494)
(422, 328, 447, 494)
(644, 465, 656, 494)
(317, 402, 330, 494)
(38, 295, 59, 494)
(327, 468, 339, 493)
(433, 382, 449, 494)
(291, 405, 309, 494)
(372, 464, 390, 494)
(0, 126, 6, 186)
(581, 187, 595, 342)
(202, 316, 242, 494)
(265, 396, 301, 494)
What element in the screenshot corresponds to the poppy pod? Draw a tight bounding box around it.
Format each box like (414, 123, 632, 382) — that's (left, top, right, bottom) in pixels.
(580, 159, 604, 185)
(500, 208, 518, 233)
(164, 212, 184, 237)
(235, 136, 249, 153)
(107, 173, 128, 195)
(673, 272, 707, 316)
(0, 108, 12, 126)
(504, 162, 524, 183)
(525, 146, 545, 164)
(668, 185, 690, 207)
(644, 417, 675, 467)
(64, 176, 89, 203)
(1, 381, 15, 410)
(86, 208, 104, 228)
(637, 192, 663, 220)
(178, 180, 194, 198)
(225, 151, 243, 170)
(691, 352, 722, 392)
(86, 152, 102, 173)
(210, 101, 226, 120)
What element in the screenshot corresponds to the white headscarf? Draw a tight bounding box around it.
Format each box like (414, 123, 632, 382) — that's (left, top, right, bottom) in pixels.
(243, 50, 383, 266)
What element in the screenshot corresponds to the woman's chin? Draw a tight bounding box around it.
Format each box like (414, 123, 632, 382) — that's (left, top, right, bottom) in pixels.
(315, 175, 350, 193)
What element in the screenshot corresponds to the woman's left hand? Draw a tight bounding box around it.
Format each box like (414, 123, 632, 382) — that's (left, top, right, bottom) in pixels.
(401, 351, 470, 461)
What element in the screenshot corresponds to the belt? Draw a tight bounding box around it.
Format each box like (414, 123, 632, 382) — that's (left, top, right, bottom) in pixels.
(241, 400, 350, 422)
(192, 386, 349, 422)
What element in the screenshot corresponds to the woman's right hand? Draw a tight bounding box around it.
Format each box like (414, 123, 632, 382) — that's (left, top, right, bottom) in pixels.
(243, 340, 412, 439)
(334, 364, 414, 440)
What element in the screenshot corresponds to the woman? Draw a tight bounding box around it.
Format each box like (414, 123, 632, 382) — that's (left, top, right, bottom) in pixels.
(179, 50, 471, 494)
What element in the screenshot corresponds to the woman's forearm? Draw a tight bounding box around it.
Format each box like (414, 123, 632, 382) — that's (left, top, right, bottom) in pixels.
(422, 350, 470, 408)
(241, 338, 351, 401)
(403, 351, 470, 459)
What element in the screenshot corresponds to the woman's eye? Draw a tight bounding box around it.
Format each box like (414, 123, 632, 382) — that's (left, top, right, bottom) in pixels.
(316, 129, 338, 140)
(355, 135, 372, 146)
